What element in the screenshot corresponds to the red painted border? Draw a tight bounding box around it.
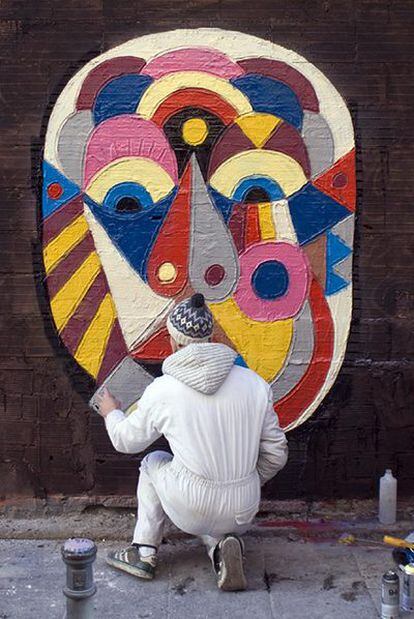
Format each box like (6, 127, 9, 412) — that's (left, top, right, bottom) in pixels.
(152, 88, 238, 126)
(275, 278, 334, 429)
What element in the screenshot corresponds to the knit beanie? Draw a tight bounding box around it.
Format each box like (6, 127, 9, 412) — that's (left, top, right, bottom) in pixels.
(166, 293, 214, 346)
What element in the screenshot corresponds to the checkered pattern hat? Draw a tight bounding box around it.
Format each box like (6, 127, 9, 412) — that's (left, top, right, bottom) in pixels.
(166, 294, 214, 346)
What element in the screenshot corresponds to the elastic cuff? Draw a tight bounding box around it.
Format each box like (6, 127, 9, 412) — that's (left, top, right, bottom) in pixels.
(104, 408, 125, 428)
(132, 538, 162, 548)
(132, 543, 158, 551)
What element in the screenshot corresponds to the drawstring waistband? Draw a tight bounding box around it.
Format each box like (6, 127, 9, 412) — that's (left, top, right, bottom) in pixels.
(169, 458, 258, 488)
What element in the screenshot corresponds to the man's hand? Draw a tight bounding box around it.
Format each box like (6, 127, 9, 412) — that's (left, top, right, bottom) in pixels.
(95, 387, 122, 418)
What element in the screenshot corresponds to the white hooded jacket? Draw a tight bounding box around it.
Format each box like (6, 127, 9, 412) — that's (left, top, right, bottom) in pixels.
(105, 343, 288, 489)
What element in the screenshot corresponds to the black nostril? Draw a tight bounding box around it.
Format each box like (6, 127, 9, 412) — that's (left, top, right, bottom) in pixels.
(116, 197, 142, 212)
(243, 187, 270, 203)
(151, 215, 162, 221)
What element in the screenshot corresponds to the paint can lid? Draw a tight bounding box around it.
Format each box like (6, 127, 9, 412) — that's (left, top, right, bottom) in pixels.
(383, 570, 399, 582)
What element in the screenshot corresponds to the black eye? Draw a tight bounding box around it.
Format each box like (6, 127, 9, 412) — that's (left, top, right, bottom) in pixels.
(243, 187, 271, 203)
(116, 197, 142, 212)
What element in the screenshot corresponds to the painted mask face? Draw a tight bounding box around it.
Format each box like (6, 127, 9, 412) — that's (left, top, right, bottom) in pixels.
(41, 29, 355, 431)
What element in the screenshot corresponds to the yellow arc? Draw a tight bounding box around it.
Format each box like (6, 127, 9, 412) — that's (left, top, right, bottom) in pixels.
(210, 298, 293, 383)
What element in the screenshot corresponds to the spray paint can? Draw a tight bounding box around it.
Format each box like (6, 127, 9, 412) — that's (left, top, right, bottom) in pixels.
(381, 570, 400, 619)
(402, 563, 414, 612)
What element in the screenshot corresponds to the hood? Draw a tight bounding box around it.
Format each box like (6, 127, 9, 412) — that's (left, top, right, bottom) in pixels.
(162, 343, 237, 395)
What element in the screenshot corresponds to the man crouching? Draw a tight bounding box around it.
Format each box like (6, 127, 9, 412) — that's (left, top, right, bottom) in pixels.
(96, 293, 288, 591)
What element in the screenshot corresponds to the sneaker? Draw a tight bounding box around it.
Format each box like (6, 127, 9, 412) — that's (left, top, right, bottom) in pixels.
(106, 545, 157, 580)
(214, 534, 247, 591)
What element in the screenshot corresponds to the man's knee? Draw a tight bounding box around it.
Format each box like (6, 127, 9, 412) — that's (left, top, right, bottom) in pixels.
(140, 450, 172, 476)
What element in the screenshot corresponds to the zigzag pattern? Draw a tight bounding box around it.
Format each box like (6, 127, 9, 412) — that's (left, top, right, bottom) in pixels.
(170, 302, 213, 339)
(325, 231, 352, 296)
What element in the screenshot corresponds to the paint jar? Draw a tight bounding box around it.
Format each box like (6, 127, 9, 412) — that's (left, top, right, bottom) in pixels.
(379, 469, 397, 525)
(402, 563, 414, 612)
(381, 570, 400, 619)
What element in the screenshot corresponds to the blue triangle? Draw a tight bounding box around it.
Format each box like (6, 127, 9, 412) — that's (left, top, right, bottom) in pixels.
(288, 183, 350, 246)
(327, 231, 352, 266)
(235, 354, 248, 368)
(326, 270, 348, 296)
(83, 191, 174, 281)
(42, 161, 81, 219)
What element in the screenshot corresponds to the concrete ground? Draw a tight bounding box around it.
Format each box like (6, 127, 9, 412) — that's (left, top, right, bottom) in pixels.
(0, 535, 408, 619)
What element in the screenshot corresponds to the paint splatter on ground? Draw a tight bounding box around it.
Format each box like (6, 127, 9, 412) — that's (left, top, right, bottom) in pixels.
(0, 536, 390, 617)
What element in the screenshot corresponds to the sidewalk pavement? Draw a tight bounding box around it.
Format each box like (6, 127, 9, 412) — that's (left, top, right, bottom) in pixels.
(0, 534, 403, 618)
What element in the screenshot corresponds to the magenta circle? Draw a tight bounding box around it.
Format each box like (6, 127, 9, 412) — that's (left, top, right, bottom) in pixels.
(205, 264, 225, 286)
(234, 241, 310, 321)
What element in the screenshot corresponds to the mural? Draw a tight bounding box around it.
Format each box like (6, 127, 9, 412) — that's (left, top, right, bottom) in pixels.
(41, 29, 355, 431)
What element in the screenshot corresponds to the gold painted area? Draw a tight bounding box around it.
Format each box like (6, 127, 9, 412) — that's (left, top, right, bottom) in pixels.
(75, 293, 116, 378)
(236, 113, 281, 148)
(43, 215, 89, 274)
(258, 203, 276, 240)
(50, 252, 101, 332)
(210, 297, 293, 382)
(182, 118, 208, 146)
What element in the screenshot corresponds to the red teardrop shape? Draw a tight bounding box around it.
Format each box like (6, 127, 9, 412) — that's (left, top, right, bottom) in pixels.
(146, 162, 191, 297)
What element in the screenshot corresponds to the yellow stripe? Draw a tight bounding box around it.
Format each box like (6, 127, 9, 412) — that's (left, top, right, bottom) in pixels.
(258, 203, 275, 240)
(74, 293, 116, 378)
(43, 215, 89, 274)
(50, 252, 101, 332)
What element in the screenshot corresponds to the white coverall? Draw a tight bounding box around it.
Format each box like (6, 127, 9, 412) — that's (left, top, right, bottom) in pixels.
(105, 343, 288, 552)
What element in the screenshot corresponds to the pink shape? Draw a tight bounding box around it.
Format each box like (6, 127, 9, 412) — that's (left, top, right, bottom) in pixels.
(83, 115, 178, 188)
(142, 47, 244, 80)
(234, 241, 310, 321)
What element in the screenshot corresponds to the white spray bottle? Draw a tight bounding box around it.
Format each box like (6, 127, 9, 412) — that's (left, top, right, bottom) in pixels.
(379, 469, 397, 525)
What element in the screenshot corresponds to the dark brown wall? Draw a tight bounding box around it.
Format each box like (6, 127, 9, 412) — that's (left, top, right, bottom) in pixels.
(1, 0, 414, 502)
